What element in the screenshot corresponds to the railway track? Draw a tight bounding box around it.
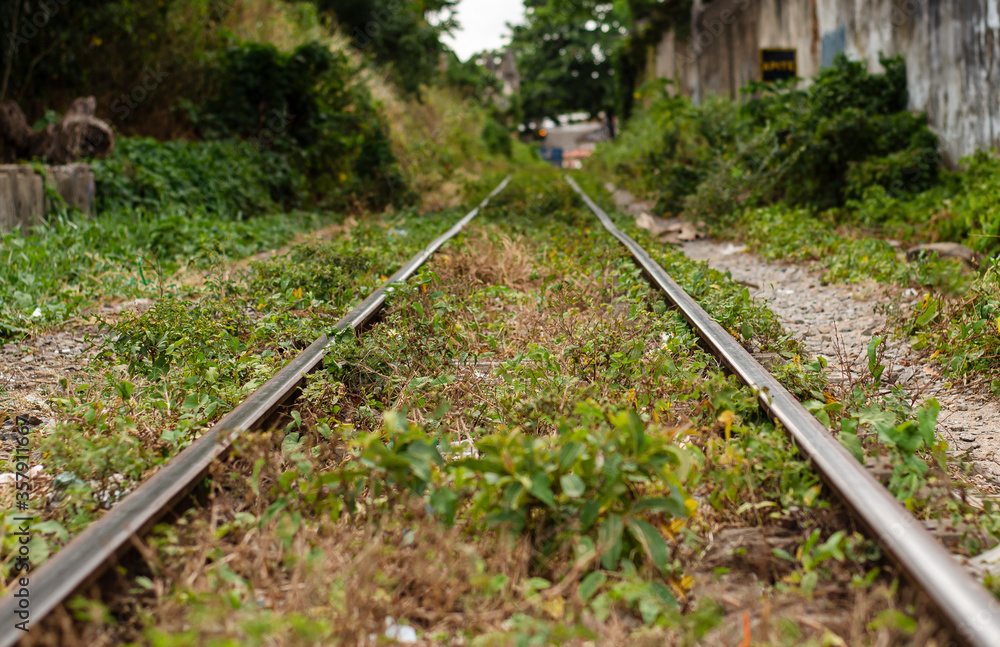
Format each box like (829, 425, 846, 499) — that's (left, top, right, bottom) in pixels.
(3, 173, 999, 645)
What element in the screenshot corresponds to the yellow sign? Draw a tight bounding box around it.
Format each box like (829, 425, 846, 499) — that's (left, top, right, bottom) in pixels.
(760, 49, 797, 82)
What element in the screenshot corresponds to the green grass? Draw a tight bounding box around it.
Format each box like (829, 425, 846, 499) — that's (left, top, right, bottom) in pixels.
(0, 205, 329, 338)
(0, 187, 510, 559)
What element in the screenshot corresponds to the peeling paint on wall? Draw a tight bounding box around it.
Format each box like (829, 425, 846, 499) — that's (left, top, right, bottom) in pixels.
(821, 24, 846, 67)
(651, 0, 1000, 163)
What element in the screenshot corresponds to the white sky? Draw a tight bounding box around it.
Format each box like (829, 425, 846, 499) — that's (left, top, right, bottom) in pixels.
(442, 0, 526, 61)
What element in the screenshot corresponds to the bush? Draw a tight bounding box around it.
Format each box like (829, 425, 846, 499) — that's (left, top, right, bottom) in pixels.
(592, 55, 940, 222)
(195, 40, 410, 210)
(482, 118, 513, 158)
(94, 137, 300, 216)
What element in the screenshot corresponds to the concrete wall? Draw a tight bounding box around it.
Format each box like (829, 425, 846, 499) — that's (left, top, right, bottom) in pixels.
(651, 0, 1000, 162)
(0, 164, 94, 233)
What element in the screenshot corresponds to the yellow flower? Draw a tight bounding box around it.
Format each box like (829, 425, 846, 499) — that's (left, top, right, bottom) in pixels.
(542, 596, 564, 620)
(684, 497, 697, 517)
(292, 287, 302, 299)
(718, 410, 734, 442)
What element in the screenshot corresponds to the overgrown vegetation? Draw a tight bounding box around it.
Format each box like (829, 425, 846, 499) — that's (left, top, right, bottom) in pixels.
(19, 171, 995, 645)
(1, 0, 520, 212)
(0, 0, 531, 341)
(1, 192, 501, 545)
(590, 55, 1000, 382)
(0, 204, 326, 338)
(94, 138, 299, 215)
(593, 55, 939, 220)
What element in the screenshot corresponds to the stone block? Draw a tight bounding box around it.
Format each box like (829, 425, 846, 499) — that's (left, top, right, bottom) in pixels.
(0, 163, 94, 233)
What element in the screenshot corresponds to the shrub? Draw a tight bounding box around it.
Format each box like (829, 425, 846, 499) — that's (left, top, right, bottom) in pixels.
(482, 117, 513, 158)
(195, 40, 410, 209)
(94, 137, 300, 215)
(592, 55, 940, 222)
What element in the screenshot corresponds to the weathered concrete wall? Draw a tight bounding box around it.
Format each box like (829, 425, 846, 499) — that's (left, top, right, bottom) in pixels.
(651, 0, 1000, 162)
(0, 164, 94, 233)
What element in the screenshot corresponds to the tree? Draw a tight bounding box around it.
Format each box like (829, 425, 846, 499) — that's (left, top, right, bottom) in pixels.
(317, 0, 458, 97)
(510, 0, 633, 136)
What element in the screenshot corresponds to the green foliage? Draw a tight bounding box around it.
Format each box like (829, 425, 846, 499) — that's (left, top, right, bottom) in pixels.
(315, 0, 457, 96)
(737, 205, 969, 290)
(457, 407, 693, 572)
(4, 202, 467, 561)
(589, 83, 718, 215)
(195, 40, 408, 209)
(593, 55, 939, 220)
(0, 206, 325, 338)
(442, 52, 504, 102)
(94, 137, 299, 215)
(511, 0, 631, 129)
(481, 118, 513, 158)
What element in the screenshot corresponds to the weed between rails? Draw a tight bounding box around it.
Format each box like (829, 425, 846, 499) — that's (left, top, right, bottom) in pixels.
(49, 173, 997, 645)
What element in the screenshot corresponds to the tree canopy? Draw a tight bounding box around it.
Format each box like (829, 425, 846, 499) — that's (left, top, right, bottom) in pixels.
(510, 0, 631, 132)
(319, 0, 458, 96)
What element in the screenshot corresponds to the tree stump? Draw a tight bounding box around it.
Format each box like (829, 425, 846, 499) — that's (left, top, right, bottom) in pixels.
(0, 97, 114, 163)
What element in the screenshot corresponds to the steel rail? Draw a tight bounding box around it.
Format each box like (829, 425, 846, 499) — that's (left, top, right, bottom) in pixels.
(0, 176, 511, 647)
(565, 176, 1000, 647)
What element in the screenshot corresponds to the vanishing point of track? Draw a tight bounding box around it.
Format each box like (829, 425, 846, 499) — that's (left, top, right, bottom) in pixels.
(1, 174, 998, 647)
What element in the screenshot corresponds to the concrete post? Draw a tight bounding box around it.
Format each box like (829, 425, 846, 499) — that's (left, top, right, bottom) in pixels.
(0, 163, 95, 233)
(0, 174, 15, 233)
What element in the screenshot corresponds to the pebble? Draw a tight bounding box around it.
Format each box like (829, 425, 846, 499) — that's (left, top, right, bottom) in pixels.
(680, 235, 1000, 489)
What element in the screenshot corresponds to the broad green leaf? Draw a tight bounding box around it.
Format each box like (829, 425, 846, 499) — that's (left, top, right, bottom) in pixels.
(33, 520, 68, 541)
(838, 429, 865, 463)
(599, 514, 624, 570)
(867, 336, 885, 384)
(559, 473, 585, 498)
(578, 572, 606, 601)
(503, 481, 525, 509)
(580, 500, 601, 530)
(914, 301, 938, 328)
(661, 445, 693, 482)
(633, 492, 687, 518)
(868, 609, 918, 635)
(430, 487, 459, 526)
(650, 581, 678, 609)
(916, 398, 940, 447)
(558, 441, 585, 470)
(530, 471, 556, 507)
(626, 517, 670, 570)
